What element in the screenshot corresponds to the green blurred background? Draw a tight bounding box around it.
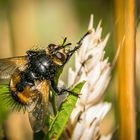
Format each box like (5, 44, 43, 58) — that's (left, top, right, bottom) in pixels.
(0, 0, 140, 140)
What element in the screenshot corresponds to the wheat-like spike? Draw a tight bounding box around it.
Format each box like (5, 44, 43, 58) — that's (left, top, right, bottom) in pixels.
(61, 15, 113, 140)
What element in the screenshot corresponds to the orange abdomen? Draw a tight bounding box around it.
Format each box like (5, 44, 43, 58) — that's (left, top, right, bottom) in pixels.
(10, 73, 31, 105)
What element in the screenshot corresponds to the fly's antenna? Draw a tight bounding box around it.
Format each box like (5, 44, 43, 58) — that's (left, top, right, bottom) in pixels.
(54, 37, 72, 52)
(62, 37, 72, 47)
(62, 37, 67, 46)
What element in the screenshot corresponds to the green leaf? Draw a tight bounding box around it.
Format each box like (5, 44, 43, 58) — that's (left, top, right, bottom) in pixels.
(0, 85, 9, 138)
(44, 81, 85, 140)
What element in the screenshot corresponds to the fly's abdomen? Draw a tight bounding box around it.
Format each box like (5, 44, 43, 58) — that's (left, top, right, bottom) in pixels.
(9, 72, 32, 105)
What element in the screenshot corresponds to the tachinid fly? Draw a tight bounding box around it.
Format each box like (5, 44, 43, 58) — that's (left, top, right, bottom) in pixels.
(0, 31, 91, 132)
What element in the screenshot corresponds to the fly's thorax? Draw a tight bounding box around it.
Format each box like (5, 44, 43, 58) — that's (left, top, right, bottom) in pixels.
(27, 50, 58, 80)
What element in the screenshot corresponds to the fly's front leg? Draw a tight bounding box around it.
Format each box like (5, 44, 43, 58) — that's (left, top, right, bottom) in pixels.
(62, 30, 92, 66)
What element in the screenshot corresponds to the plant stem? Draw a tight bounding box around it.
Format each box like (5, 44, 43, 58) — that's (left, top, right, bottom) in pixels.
(52, 95, 57, 116)
(50, 91, 57, 116)
(6, 1, 16, 56)
(114, 0, 136, 140)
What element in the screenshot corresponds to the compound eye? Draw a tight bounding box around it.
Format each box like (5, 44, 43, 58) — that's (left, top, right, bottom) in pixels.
(55, 52, 65, 62)
(48, 44, 56, 51)
(53, 52, 66, 65)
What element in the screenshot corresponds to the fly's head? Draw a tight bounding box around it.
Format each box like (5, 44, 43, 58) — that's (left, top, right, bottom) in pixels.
(47, 30, 91, 67)
(47, 37, 72, 67)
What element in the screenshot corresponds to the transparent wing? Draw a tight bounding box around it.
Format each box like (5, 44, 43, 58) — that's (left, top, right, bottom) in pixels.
(27, 80, 49, 132)
(0, 56, 27, 80)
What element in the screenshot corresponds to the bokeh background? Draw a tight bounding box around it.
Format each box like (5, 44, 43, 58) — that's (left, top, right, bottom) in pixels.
(0, 0, 140, 140)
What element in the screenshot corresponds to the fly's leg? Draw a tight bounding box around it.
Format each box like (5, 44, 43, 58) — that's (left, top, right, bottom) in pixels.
(62, 30, 92, 66)
(51, 30, 92, 95)
(51, 80, 76, 96)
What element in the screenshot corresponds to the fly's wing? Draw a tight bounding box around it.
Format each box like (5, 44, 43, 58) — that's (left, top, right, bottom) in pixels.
(0, 56, 27, 80)
(27, 80, 49, 132)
